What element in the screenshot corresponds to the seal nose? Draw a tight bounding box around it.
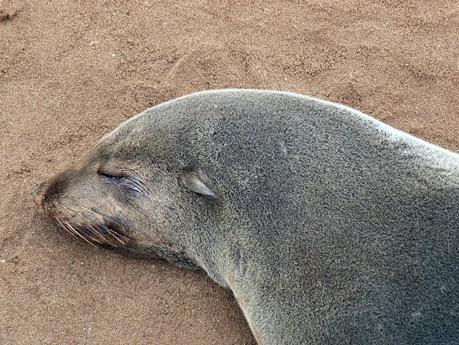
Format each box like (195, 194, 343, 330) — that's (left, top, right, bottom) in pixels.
(31, 181, 48, 208)
(33, 169, 77, 209)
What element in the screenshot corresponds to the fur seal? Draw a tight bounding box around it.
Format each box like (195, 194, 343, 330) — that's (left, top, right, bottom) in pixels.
(35, 89, 459, 345)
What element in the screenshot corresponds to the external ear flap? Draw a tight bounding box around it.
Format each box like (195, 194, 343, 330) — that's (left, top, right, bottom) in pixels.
(180, 171, 217, 200)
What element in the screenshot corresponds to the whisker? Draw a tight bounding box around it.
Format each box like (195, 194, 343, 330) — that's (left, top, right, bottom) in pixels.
(83, 204, 149, 239)
(53, 202, 130, 247)
(79, 206, 133, 243)
(79, 206, 125, 227)
(53, 204, 96, 246)
(98, 224, 127, 245)
(54, 216, 78, 240)
(65, 221, 97, 248)
(87, 223, 107, 243)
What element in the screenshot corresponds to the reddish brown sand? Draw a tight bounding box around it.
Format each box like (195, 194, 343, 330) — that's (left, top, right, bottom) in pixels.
(0, 0, 457, 344)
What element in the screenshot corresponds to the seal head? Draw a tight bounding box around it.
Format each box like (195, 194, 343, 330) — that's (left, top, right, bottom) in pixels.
(35, 128, 218, 271)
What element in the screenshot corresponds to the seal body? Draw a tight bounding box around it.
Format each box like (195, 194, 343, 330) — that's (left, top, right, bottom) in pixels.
(37, 90, 459, 345)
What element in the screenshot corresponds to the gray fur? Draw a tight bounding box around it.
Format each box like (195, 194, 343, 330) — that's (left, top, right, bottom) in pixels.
(43, 89, 459, 344)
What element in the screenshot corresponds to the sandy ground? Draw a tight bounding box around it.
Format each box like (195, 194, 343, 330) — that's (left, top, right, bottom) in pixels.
(0, 0, 457, 344)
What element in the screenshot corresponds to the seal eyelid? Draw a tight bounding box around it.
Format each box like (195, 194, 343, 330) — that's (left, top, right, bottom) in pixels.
(98, 167, 132, 184)
(98, 170, 129, 180)
(96, 165, 130, 179)
(98, 168, 148, 195)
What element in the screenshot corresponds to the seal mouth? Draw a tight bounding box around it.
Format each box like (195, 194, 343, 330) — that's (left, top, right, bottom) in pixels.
(49, 207, 132, 248)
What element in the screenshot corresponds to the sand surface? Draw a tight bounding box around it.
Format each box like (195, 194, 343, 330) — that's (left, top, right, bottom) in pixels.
(0, 0, 457, 344)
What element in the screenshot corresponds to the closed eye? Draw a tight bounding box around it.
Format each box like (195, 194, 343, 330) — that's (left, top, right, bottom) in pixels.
(98, 169, 148, 196)
(99, 171, 129, 181)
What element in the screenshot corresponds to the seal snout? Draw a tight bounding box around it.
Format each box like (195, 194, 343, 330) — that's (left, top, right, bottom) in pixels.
(70, 217, 132, 248)
(43, 170, 76, 205)
(49, 210, 132, 248)
(34, 169, 79, 211)
(32, 167, 132, 248)
(31, 180, 48, 207)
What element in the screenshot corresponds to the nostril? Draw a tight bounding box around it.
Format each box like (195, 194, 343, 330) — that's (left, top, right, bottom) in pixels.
(31, 181, 48, 207)
(32, 169, 75, 209)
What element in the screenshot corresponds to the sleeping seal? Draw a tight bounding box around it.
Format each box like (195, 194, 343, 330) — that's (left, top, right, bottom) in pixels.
(34, 89, 459, 345)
